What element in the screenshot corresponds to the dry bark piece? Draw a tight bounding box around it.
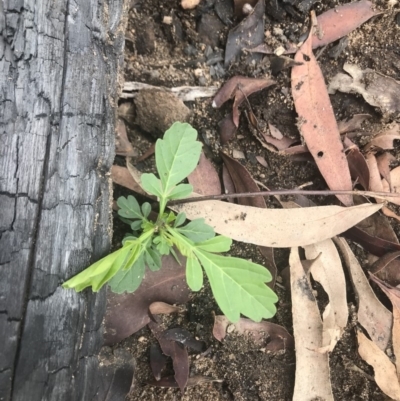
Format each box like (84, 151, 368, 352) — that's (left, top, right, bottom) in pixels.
(104, 254, 190, 345)
(134, 90, 191, 136)
(305, 239, 348, 353)
(289, 247, 334, 401)
(338, 114, 371, 134)
(188, 152, 222, 196)
(224, 0, 265, 66)
(291, 29, 353, 206)
(357, 331, 400, 400)
(364, 123, 400, 152)
(213, 315, 294, 352)
(329, 64, 400, 117)
(334, 238, 392, 350)
(213, 76, 276, 127)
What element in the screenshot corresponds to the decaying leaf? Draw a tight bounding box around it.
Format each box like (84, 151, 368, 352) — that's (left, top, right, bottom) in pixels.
(104, 254, 190, 345)
(291, 28, 353, 206)
(334, 238, 392, 350)
(225, 0, 265, 66)
(111, 165, 147, 196)
(213, 315, 294, 352)
(305, 239, 348, 352)
(357, 331, 400, 401)
(188, 152, 221, 196)
(149, 321, 189, 392)
(364, 123, 400, 152)
(212, 76, 276, 127)
(329, 64, 400, 116)
(289, 247, 334, 401)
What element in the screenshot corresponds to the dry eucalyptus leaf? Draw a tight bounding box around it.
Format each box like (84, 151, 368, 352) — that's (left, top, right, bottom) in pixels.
(305, 239, 348, 353)
(292, 29, 352, 206)
(334, 238, 392, 350)
(188, 152, 221, 196)
(357, 331, 400, 400)
(329, 64, 400, 117)
(289, 247, 334, 401)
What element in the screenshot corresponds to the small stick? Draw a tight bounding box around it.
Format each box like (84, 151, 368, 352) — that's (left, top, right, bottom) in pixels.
(168, 189, 400, 206)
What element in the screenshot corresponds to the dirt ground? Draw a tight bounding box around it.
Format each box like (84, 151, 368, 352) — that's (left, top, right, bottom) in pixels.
(113, 0, 400, 399)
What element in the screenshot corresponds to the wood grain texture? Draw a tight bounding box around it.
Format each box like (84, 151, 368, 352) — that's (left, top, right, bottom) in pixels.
(0, 1, 126, 400)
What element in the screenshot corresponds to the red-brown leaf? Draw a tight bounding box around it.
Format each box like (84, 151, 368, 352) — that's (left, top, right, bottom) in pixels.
(291, 29, 352, 206)
(188, 152, 221, 196)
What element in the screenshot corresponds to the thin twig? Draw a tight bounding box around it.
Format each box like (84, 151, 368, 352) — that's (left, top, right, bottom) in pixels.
(168, 189, 400, 206)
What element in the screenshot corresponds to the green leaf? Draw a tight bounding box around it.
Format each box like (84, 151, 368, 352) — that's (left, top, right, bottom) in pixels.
(177, 218, 215, 242)
(141, 173, 163, 198)
(117, 196, 143, 220)
(145, 247, 162, 271)
(168, 183, 193, 200)
(196, 236, 232, 253)
(186, 256, 203, 291)
(141, 202, 151, 218)
(195, 250, 278, 322)
(154, 235, 171, 255)
(174, 212, 186, 228)
(155, 122, 202, 194)
(108, 253, 146, 293)
(131, 220, 142, 231)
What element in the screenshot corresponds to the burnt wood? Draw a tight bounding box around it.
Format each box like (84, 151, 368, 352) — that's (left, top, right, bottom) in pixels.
(0, 1, 126, 400)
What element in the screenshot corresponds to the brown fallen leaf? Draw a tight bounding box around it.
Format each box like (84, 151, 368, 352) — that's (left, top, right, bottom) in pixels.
(149, 321, 189, 392)
(212, 76, 276, 127)
(224, 0, 265, 67)
(137, 143, 156, 163)
(329, 64, 400, 117)
(338, 114, 371, 135)
(212, 315, 294, 352)
(163, 328, 205, 352)
(188, 152, 221, 196)
(219, 113, 237, 144)
(149, 301, 181, 315)
(357, 331, 400, 401)
(364, 123, 400, 152)
(365, 153, 384, 200)
(289, 247, 334, 401)
(382, 166, 400, 206)
(346, 147, 370, 190)
(370, 251, 400, 287)
(150, 343, 168, 381)
(115, 119, 137, 157)
(111, 165, 147, 195)
(249, 1, 379, 55)
(104, 254, 190, 345)
(334, 238, 392, 350)
(305, 239, 348, 353)
(369, 275, 400, 380)
(221, 164, 236, 203)
(291, 27, 353, 206)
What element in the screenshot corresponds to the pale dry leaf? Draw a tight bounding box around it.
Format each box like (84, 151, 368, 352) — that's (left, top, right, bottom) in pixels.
(328, 64, 400, 116)
(149, 302, 181, 315)
(365, 153, 384, 204)
(289, 247, 334, 401)
(291, 29, 352, 206)
(305, 239, 348, 353)
(382, 206, 400, 224)
(334, 238, 392, 350)
(357, 331, 400, 401)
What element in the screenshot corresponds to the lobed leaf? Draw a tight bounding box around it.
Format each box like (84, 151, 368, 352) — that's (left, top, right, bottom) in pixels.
(195, 250, 278, 322)
(178, 218, 215, 243)
(155, 122, 202, 194)
(117, 195, 143, 220)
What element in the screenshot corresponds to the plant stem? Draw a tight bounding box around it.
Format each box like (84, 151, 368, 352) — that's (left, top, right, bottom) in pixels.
(168, 189, 400, 205)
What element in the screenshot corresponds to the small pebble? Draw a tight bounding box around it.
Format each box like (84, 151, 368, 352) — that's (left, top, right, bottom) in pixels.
(227, 324, 235, 333)
(233, 149, 245, 159)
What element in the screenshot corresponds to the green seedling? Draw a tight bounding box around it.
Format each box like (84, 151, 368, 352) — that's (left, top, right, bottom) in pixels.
(63, 122, 278, 322)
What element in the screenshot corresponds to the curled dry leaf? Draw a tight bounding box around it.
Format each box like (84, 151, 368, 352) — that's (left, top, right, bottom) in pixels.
(329, 64, 400, 116)
(289, 247, 334, 401)
(369, 275, 400, 379)
(338, 114, 371, 135)
(305, 239, 348, 353)
(188, 152, 221, 196)
(334, 238, 392, 350)
(382, 166, 400, 206)
(291, 29, 353, 206)
(213, 315, 294, 352)
(104, 254, 190, 345)
(364, 123, 400, 152)
(357, 331, 400, 401)
(212, 76, 276, 127)
(224, 0, 265, 66)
